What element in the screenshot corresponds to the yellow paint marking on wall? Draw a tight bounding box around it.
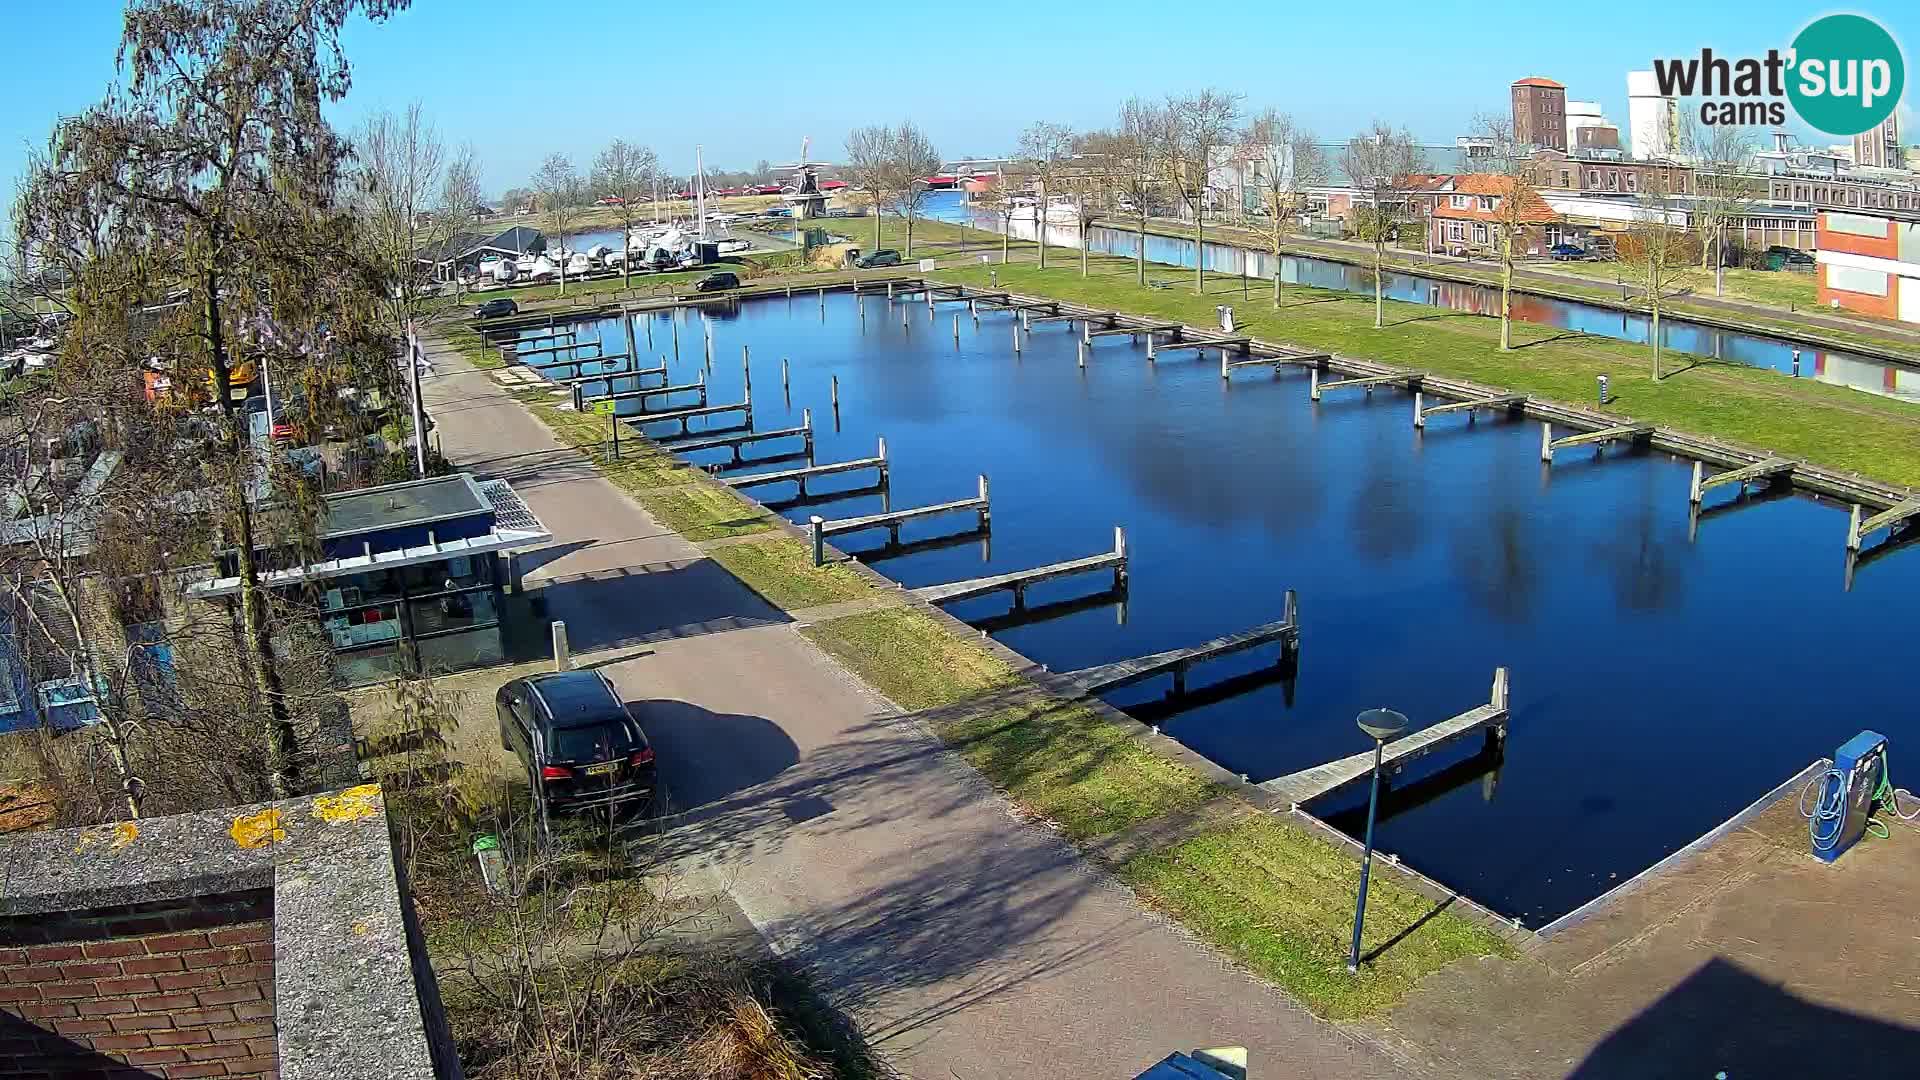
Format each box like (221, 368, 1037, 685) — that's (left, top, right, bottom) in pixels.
(230, 808, 287, 849)
(111, 821, 138, 849)
(72, 821, 140, 855)
(312, 784, 382, 824)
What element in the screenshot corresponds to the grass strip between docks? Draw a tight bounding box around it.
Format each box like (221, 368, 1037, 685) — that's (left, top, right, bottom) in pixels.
(1121, 812, 1516, 1020)
(708, 537, 870, 610)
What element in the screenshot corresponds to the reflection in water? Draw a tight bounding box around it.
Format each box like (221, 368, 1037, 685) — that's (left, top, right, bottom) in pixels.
(917, 191, 1920, 401)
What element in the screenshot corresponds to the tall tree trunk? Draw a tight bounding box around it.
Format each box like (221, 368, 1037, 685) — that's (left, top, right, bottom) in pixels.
(1080, 218, 1089, 277)
(1273, 225, 1283, 308)
(1136, 212, 1147, 285)
(905, 214, 913, 258)
(1651, 299, 1663, 381)
(1038, 189, 1048, 270)
(1001, 222, 1009, 264)
(206, 266, 300, 799)
(622, 221, 632, 287)
(1194, 203, 1205, 294)
(873, 192, 882, 251)
(1373, 241, 1385, 328)
(1500, 225, 1513, 350)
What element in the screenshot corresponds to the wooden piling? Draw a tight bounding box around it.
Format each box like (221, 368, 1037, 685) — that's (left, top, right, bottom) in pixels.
(1308, 367, 1319, 400)
(1689, 461, 1704, 505)
(1848, 503, 1863, 552)
(1079, 340, 1087, 369)
(977, 474, 991, 526)
(954, 314, 960, 342)
(831, 374, 839, 411)
(781, 358, 789, 391)
(1413, 391, 1424, 428)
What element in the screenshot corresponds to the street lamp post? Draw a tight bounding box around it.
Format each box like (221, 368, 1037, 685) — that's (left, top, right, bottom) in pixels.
(1348, 707, 1409, 975)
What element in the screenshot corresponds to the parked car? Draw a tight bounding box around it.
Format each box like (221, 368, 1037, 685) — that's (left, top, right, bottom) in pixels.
(1548, 243, 1589, 261)
(856, 249, 903, 268)
(497, 670, 656, 814)
(1764, 245, 1816, 270)
(694, 271, 740, 292)
(474, 297, 518, 319)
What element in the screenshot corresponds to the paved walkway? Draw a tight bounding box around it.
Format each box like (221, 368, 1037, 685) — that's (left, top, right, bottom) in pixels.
(420, 337, 1405, 1078)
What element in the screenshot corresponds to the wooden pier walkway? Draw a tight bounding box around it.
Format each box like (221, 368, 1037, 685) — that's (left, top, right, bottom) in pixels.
(626, 401, 751, 436)
(546, 364, 667, 388)
(1413, 391, 1527, 428)
(1541, 422, 1655, 461)
(511, 339, 602, 359)
(1086, 322, 1181, 340)
(1848, 496, 1920, 551)
(723, 438, 886, 495)
(1259, 668, 1510, 807)
(816, 476, 989, 543)
(1058, 592, 1298, 697)
(577, 380, 706, 407)
(914, 527, 1128, 606)
(1690, 457, 1795, 504)
(1311, 369, 1423, 400)
(1222, 349, 1331, 378)
(1150, 336, 1250, 360)
(1029, 310, 1112, 327)
(667, 414, 813, 465)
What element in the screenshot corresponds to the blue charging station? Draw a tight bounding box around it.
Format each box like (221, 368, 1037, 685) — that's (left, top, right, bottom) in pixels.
(1806, 730, 1888, 863)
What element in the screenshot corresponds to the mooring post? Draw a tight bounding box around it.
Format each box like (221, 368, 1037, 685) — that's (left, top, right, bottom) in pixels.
(1114, 525, 1129, 587)
(954, 314, 960, 342)
(819, 287, 826, 314)
(831, 374, 839, 411)
(810, 516, 825, 566)
(1539, 422, 1553, 463)
(876, 435, 888, 479)
(1078, 340, 1087, 369)
(887, 280, 894, 299)
(1847, 503, 1863, 552)
(671, 314, 679, 362)
(1013, 322, 1022, 354)
(1021, 310, 1030, 332)
(1689, 461, 1704, 505)
(623, 307, 638, 366)
(1309, 367, 1320, 400)
(1220, 349, 1230, 380)
(977, 474, 991, 526)
(1147, 335, 1157, 361)
(1413, 391, 1424, 428)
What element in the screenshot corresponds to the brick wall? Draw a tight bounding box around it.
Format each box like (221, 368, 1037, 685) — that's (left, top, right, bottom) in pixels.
(0, 891, 276, 1080)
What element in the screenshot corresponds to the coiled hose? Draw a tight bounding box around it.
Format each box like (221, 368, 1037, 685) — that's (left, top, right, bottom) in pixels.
(1801, 751, 1920, 849)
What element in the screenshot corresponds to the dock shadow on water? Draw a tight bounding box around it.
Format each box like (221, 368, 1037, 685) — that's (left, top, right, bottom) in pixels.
(539, 282, 1920, 928)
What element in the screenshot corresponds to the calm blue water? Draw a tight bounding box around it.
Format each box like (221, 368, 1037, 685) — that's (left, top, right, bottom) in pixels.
(913, 190, 1920, 402)
(517, 295, 1920, 927)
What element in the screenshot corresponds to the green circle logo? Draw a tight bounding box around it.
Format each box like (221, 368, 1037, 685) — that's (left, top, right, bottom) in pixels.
(1788, 14, 1905, 136)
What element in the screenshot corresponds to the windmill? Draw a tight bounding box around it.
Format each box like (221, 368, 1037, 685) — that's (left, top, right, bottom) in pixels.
(777, 136, 829, 219)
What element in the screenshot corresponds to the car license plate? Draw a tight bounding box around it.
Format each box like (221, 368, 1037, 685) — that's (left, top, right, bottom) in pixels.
(584, 761, 617, 776)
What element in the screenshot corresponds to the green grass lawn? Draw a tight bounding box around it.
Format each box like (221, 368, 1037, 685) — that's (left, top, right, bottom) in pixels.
(798, 607, 1014, 711)
(1542, 259, 1819, 309)
(1122, 813, 1516, 1019)
(707, 537, 872, 610)
(933, 257, 1920, 487)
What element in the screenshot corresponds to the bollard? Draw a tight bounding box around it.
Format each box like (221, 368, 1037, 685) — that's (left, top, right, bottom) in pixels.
(551, 620, 571, 672)
(1013, 322, 1022, 353)
(1689, 461, 1704, 505)
(887, 281, 894, 299)
(1220, 349, 1229, 380)
(1540, 422, 1553, 462)
(810, 516, 825, 566)
(1597, 373, 1609, 406)
(1847, 503, 1863, 552)
(1079, 340, 1087, 369)
(1147, 335, 1157, 361)
(1309, 367, 1320, 400)
(977, 473, 991, 527)
(1413, 391, 1424, 428)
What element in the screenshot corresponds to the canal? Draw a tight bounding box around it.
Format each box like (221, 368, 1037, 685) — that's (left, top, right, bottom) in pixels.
(528, 293, 1920, 927)
(910, 191, 1920, 402)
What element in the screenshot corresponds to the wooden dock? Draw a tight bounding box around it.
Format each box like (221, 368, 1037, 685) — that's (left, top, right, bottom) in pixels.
(577, 380, 706, 407)
(1847, 496, 1920, 551)
(1149, 336, 1250, 360)
(816, 476, 990, 544)
(545, 364, 667, 388)
(1059, 592, 1298, 697)
(1259, 668, 1511, 807)
(1086, 322, 1181, 341)
(511, 339, 603, 360)
(722, 438, 886, 496)
(1414, 392, 1526, 427)
(913, 527, 1128, 606)
(1690, 457, 1795, 505)
(1029, 310, 1112, 327)
(667, 414, 813, 465)
(1311, 369, 1422, 401)
(1541, 422, 1655, 462)
(626, 401, 751, 437)
(1222, 350, 1331, 378)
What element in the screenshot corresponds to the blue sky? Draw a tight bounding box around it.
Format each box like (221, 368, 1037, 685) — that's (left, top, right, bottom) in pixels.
(3, 1, 1914, 203)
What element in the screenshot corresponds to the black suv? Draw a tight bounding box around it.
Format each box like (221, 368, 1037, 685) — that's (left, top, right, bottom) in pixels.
(694, 271, 740, 292)
(474, 297, 518, 319)
(497, 670, 655, 812)
(856, 249, 902, 268)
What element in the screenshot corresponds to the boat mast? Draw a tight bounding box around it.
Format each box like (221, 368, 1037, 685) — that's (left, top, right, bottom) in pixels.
(695, 144, 707, 242)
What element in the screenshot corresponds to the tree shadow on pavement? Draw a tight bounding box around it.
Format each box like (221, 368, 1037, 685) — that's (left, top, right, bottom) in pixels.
(536, 558, 789, 653)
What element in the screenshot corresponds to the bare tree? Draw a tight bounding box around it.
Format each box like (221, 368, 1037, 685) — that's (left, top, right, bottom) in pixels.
(1339, 122, 1423, 328)
(592, 139, 660, 287)
(844, 125, 896, 254)
(351, 103, 444, 332)
(533, 154, 583, 296)
(1114, 99, 1166, 286)
(438, 143, 484, 301)
(976, 173, 1023, 265)
(13, 0, 408, 798)
(886, 121, 942, 259)
(1467, 113, 1554, 349)
(1015, 122, 1076, 270)
(1158, 90, 1242, 294)
(1240, 109, 1326, 307)
(1685, 121, 1760, 295)
(1622, 168, 1697, 380)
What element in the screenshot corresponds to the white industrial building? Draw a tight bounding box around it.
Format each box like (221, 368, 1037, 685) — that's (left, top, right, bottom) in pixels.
(1627, 70, 1680, 161)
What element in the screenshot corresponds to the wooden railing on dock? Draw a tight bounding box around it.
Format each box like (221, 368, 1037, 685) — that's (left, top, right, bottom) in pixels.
(1259, 668, 1510, 807)
(722, 438, 887, 496)
(912, 527, 1128, 606)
